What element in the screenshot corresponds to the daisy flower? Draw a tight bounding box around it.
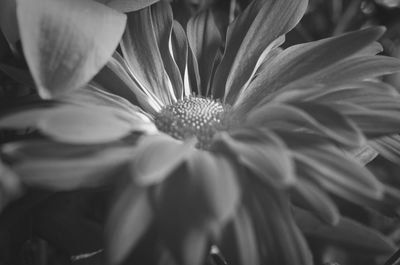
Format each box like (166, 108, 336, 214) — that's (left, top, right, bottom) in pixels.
(1, 0, 400, 264)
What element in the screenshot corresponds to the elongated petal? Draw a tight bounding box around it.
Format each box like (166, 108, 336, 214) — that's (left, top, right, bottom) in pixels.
(247, 103, 365, 148)
(131, 134, 196, 185)
(106, 185, 153, 265)
(212, 0, 308, 102)
(187, 10, 222, 96)
(97, 0, 159, 12)
(214, 130, 295, 187)
(294, 208, 396, 254)
(370, 135, 400, 163)
(37, 106, 137, 144)
(17, 0, 126, 98)
(235, 27, 386, 112)
(291, 180, 340, 225)
(10, 147, 132, 190)
(121, 3, 176, 105)
(295, 148, 384, 201)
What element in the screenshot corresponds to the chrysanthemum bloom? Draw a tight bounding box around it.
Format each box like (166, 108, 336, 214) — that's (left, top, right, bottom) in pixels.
(2, 0, 400, 264)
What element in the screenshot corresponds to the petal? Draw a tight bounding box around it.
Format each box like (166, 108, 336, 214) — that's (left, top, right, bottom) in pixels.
(294, 208, 396, 254)
(370, 135, 400, 163)
(0, 160, 22, 211)
(97, 0, 159, 13)
(121, 3, 177, 105)
(37, 105, 137, 144)
(131, 134, 196, 185)
(187, 10, 222, 96)
(9, 146, 132, 190)
(234, 27, 386, 112)
(211, 0, 308, 101)
(17, 0, 126, 98)
(214, 130, 296, 187)
(106, 185, 153, 265)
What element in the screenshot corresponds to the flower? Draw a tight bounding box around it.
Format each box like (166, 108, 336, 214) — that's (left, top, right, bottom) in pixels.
(1, 0, 400, 264)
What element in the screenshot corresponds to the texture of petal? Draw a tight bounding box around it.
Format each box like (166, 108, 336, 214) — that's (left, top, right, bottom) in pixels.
(211, 0, 308, 102)
(17, 0, 126, 98)
(121, 2, 177, 105)
(131, 134, 196, 185)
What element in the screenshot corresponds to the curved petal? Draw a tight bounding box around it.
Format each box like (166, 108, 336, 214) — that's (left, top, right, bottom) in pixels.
(17, 0, 126, 98)
(97, 0, 159, 13)
(234, 27, 386, 113)
(121, 2, 178, 105)
(211, 0, 308, 101)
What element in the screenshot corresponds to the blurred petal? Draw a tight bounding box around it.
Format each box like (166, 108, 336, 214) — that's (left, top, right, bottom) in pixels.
(17, 0, 126, 98)
(106, 184, 153, 265)
(131, 134, 196, 185)
(37, 105, 137, 144)
(212, 0, 308, 102)
(214, 130, 295, 187)
(9, 146, 132, 190)
(187, 10, 222, 96)
(121, 3, 176, 105)
(294, 208, 396, 254)
(295, 147, 384, 201)
(97, 0, 159, 12)
(235, 27, 386, 112)
(0, 160, 22, 211)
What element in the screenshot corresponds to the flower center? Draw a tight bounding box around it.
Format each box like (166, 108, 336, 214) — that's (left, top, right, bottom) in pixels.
(154, 97, 225, 148)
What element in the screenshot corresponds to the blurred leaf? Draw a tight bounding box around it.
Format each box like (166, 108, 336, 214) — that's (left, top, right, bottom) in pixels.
(17, 0, 126, 98)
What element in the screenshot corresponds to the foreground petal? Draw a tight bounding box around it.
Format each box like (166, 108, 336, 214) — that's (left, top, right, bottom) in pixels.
(17, 0, 126, 98)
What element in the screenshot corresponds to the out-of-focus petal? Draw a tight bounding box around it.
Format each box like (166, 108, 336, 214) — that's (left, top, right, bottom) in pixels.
(17, 0, 126, 98)
(211, 0, 308, 102)
(131, 134, 196, 185)
(0, 160, 22, 212)
(106, 185, 153, 265)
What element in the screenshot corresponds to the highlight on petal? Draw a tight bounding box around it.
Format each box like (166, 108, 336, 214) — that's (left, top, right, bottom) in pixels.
(235, 27, 387, 112)
(212, 0, 308, 101)
(97, 0, 159, 13)
(37, 105, 135, 144)
(106, 185, 153, 265)
(17, 0, 127, 98)
(121, 2, 178, 105)
(131, 134, 196, 185)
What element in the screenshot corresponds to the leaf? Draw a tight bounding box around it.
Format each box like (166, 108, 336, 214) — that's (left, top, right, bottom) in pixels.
(236, 27, 386, 112)
(106, 185, 153, 265)
(37, 105, 136, 144)
(121, 3, 176, 105)
(187, 10, 222, 96)
(214, 130, 295, 187)
(211, 0, 308, 101)
(131, 134, 196, 185)
(17, 0, 126, 98)
(11, 146, 132, 190)
(294, 208, 396, 254)
(98, 0, 159, 13)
